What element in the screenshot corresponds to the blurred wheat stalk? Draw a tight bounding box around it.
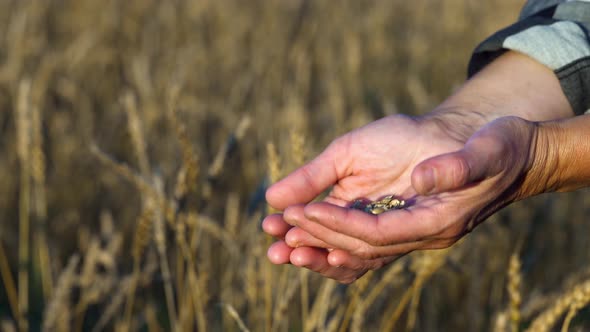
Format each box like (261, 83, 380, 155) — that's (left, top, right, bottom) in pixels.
(2, 0, 590, 331)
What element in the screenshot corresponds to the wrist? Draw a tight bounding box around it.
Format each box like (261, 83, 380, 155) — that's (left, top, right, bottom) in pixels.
(517, 121, 562, 199)
(532, 115, 590, 193)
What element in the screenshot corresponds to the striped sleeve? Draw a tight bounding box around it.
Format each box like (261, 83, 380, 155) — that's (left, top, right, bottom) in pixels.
(468, 0, 590, 115)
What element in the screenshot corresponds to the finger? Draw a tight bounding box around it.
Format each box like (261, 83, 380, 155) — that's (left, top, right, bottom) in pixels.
(290, 247, 366, 284)
(284, 227, 333, 249)
(303, 202, 439, 246)
(284, 204, 375, 252)
(265, 137, 350, 210)
(412, 129, 506, 195)
(327, 250, 402, 270)
(262, 213, 292, 239)
(267, 240, 294, 264)
(289, 206, 439, 259)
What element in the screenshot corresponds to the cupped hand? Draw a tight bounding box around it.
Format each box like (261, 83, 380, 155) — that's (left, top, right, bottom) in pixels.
(264, 115, 547, 283)
(264, 113, 469, 283)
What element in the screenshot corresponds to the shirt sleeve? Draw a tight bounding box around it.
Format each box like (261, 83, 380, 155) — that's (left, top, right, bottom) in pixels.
(468, 0, 590, 115)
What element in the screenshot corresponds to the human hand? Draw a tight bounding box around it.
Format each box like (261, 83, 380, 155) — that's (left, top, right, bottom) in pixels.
(263, 51, 573, 283)
(263, 113, 470, 283)
(265, 115, 551, 283)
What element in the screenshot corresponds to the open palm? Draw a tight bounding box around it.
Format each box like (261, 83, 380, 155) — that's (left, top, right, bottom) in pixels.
(264, 114, 468, 283)
(264, 114, 543, 283)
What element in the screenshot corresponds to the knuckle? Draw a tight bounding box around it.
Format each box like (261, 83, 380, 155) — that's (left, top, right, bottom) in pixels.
(452, 156, 471, 187)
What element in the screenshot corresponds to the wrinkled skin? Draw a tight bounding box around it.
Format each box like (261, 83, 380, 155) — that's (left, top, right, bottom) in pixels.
(264, 114, 546, 284)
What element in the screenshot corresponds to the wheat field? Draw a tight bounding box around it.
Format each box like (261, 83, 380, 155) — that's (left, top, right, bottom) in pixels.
(1, 0, 590, 331)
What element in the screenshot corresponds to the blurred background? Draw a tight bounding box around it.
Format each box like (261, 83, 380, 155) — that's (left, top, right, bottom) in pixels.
(1, 0, 590, 331)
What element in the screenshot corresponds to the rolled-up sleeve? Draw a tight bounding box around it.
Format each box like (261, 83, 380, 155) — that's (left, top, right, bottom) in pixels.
(468, 0, 590, 115)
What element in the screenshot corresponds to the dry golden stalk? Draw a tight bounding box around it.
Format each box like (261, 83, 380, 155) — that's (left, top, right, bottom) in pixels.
(408, 251, 449, 330)
(380, 250, 449, 332)
(560, 281, 590, 332)
(132, 206, 154, 262)
(30, 103, 51, 303)
(1, 319, 16, 332)
(75, 238, 101, 330)
(174, 215, 208, 332)
(0, 241, 19, 326)
(338, 270, 374, 332)
(526, 279, 590, 332)
(492, 311, 509, 332)
(351, 261, 405, 332)
(177, 288, 194, 332)
(266, 141, 281, 185)
(224, 192, 240, 236)
(304, 279, 338, 332)
(244, 253, 259, 325)
(167, 86, 200, 199)
(90, 144, 155, 197)
(0, 9, 26, 83)
(289, 128, 307, 167)
(224, 303, 251, 332)
(182, 268, 206, 332)
(78, 240, 99, 290)
(16, 78, 32, 332)
(271, 272, 300, 332)
(90, 144, 178, 225)
(124, 205, 154, 330)
(123, 91, 151, 177)
(266, 141, 281, 219)
(186, 212, 239, 257)
(151, 176, 178, 331)
(42, 254, 80, 332)
(300, 269, 310, 331)
(508, 252, 522, 332)
(208, 115, 252, 179)
(327, 303, 347, 332)
(91, 276, 133, 332)
(145, 302, 164, 332)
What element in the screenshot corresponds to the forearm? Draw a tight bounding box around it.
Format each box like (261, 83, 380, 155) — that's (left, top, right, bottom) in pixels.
(425, 51, 574, 140)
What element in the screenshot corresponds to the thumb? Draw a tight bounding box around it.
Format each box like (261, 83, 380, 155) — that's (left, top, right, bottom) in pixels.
(412, 134, 507, 195)
(266, 137, 349, 210)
